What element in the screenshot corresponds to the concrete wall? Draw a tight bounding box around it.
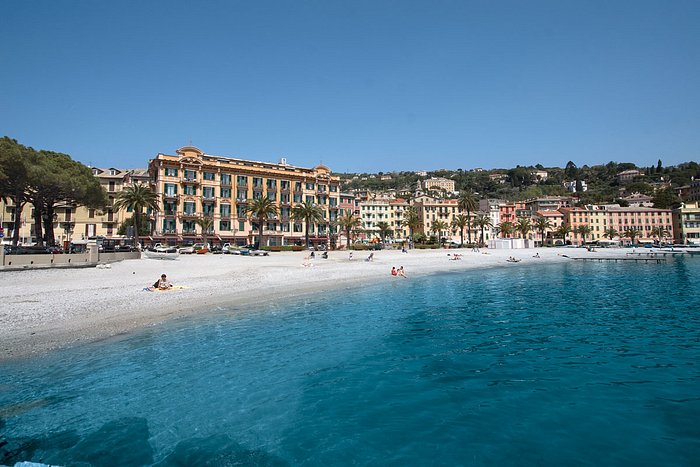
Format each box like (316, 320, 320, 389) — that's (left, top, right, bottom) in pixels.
(1, 251, 141, 270)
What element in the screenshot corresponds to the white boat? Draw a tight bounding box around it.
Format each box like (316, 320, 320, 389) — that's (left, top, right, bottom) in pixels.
(143, 249, 180, 260)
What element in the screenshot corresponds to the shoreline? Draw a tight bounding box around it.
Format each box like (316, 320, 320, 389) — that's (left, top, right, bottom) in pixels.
(0, 247, 631, 361)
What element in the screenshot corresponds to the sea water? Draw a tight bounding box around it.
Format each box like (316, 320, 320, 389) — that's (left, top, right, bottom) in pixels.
(1, 259, 699, 466)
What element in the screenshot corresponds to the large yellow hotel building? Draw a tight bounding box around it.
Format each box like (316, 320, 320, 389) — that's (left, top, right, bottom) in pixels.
(148, 146, 341, 247)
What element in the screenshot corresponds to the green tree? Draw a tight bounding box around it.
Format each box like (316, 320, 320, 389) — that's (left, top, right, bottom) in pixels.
(556, 224, 572, 244)
(515, 218, 532, 239)
(24, 150, 106, 246)
(603, 227, 619, 241)
(533, 217, 552, 247)
(624, 228, 642, 245)
(497, 221, 514, 238)
(431, 220, 449, 244)
(376, 221, 392, 244)
(291, 201, 324, 248)
(472, 215, 492, 246)
(458, 192, 478, 243)
(652, 188, 680, 209)
(576, 225, 592, 245)
(402, 207, 423, 248)
(195, 216, 215, 248)
(246, 197, 278, 248)
(452, 214, 469, 246)
(337, 212, 362, 249)
(0, 137, 32, 246)
(113, 183, 157, 250)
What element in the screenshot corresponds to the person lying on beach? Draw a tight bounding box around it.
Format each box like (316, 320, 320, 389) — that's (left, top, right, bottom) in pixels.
(506, 256, 521, 263)
(322, 251, 328, 259)
(447, 253, 462, 260)
(152, 274, 172, 290)
(533, 253, 540, 258)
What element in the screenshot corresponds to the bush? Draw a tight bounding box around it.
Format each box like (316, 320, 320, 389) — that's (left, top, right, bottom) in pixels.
(414, 244, 440, 249)
(261, 245, 305, 252)
(350, 243, 369, 250)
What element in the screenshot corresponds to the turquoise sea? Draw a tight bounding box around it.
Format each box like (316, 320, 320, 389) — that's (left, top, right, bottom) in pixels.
(1, 258, 699, 466)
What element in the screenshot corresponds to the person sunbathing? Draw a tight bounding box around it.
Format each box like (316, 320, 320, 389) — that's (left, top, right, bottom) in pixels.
(152, 274, 172, 290)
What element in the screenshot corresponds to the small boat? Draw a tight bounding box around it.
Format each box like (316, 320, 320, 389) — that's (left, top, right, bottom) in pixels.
(143, 249, 180, 260)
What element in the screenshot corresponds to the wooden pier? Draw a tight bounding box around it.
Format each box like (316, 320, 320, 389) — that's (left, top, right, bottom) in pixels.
(568, 256, 666, 263)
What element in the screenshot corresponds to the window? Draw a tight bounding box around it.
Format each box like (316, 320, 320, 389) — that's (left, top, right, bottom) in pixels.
(165, 167, 178, 177)
(236, 190, 247, 200)
(253, 191, 263, 200)
(330, 185, 338, 192)
(306, 195, 314, 203)
(203, 187, 215, 198)
(237, 175, 248, 185)
(203, 204, 215, 216)
(267, 192, 276, 201)
(294, 223, 303, 232)
(221, 188, 231, 198)
(221, 173, 231, 185)
(253, 177, 263, 188)
(88, 209, 95, 218)
(183, 202, 196, 215)
(219, 220, 231, 231)
(281, 180, 290, 190)
(220, 204, 231, 216)
(239, 221, 245, 231)
(306, 182, 315, 190)
(266, 179, 277, 190)
(184, 170, 197, 181)
(203, 172, 215, 181)
(164, 183, 178, 196)
(184, 185, 197, 196)
(295, 182, 302, 191)
(293, 194, 302, 203)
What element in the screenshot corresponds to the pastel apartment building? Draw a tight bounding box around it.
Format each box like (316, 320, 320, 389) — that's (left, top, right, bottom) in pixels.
(148, 146, 341, 247)
(673, 201, 700, 245)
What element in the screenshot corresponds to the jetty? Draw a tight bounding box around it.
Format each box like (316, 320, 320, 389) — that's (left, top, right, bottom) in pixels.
(567, 256, 666, 263)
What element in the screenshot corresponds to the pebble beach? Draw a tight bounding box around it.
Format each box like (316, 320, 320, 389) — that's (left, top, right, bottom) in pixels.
(0, 247, 628, 360)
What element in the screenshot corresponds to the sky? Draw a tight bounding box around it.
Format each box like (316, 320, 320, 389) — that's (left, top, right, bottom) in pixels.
(2, 0, 699, 173)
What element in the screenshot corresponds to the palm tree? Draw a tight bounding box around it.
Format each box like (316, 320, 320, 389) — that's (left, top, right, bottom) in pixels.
(603, 227, 618, 241)
(497, 221, 514, 239)
(431, 220, 449, 245)
(650, 226, 669, 244)
(376, 221, 392, 245)
(337, 212, 362, 249)
(556, 224, 572, 245)
(246, 197, 278, 248)
(576, 225, 592, 245)
(533, 217, 552, 247)
(458, 192, 478, 243)
(624, 228, 642, 245)
(472, 215, 492, 246)
(195, 216, 214, 249)
(292, 201, 325, 248)
(515, 218, 532, 240)
(402, 206, 423, 248)
(113, 183, 159, 250)
(452, 214, 469, 247)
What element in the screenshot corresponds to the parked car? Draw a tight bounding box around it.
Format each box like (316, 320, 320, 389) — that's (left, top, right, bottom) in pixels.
(4, 245, 52, 255)
(178, 245, 195, 254)
(210, 245, 223, 254)
(192, 243, 210, 253)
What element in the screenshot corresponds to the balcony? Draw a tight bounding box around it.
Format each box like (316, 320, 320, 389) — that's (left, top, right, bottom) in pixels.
(163, 192, 178, 200)
(163, 210, 177, 217)
(181, 211, 200, 219)
(182, 177, 199, 184)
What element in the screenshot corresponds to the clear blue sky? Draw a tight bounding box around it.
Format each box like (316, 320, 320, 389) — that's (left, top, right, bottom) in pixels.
(2, 0, 699, 173)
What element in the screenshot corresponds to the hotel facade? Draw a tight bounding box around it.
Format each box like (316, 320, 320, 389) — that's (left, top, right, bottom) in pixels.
(148, 146, 341, 247)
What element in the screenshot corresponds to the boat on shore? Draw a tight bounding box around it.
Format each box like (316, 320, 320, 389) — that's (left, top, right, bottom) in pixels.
(143, 249, 180, 260)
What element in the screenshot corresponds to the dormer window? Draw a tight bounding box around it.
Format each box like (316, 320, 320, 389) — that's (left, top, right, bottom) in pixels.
(109, 169, 118, 176)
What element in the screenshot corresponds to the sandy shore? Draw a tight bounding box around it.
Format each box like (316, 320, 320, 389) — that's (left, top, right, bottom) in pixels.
(0, 247, 632, 361)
